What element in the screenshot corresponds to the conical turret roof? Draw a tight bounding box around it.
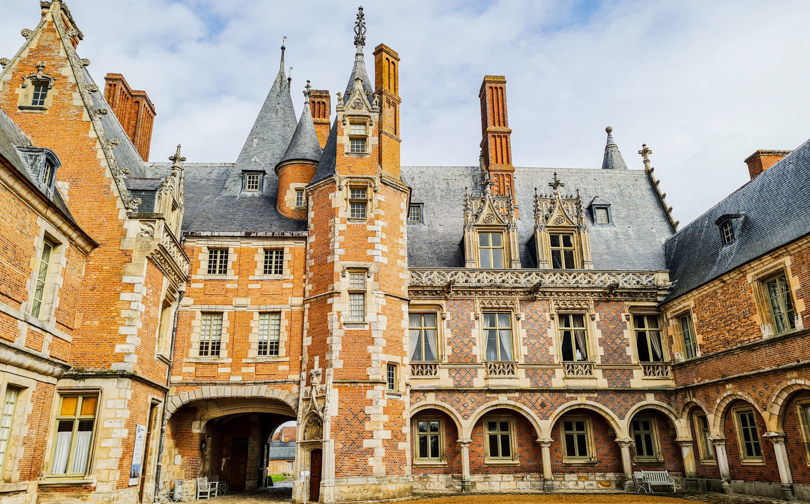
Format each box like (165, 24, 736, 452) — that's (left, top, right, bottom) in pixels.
(343, 46, 374, 98)
(601, 126, 629, 170)
(278, 88, 322, 166)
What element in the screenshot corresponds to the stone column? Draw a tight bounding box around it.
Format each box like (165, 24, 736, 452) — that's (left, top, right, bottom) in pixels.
(678, 439, 698, 492)
(711, 437, 731, 494)
(616, 439, 634, 491)
(458, 438, 472, 492)
(764, 432, 795, 501)
(538, 439, 554, 492)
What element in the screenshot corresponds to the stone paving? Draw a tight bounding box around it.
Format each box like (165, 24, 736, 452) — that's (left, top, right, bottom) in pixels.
(184, 488, 796, 504)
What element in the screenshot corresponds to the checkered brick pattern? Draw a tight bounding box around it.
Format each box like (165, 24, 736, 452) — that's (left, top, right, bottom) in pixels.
(520, 300, 553, 363)
(603, 369, 632, 388)
(525, 368, 555, 388)
(595, 301, 631, 364)
(469, 409, 543, 474)
(449, 368, 477, 387)
(446, 300, 476, 363)
(332, 403, 374, 476)
(593, 391, 646, 420)
(516, 392, 568, 418)
(435, 392, 494, 420)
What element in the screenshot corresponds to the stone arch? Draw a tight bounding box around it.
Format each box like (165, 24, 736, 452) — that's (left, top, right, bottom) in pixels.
(711, 391, 765, 436)
(464, 401, 544, 439)
(302, 412, 324, 441)
(165, 385, 298, 419)
(410, 402, 464, 433)
(547, 400, 624, 438)
(625, 401, 688, 439)
(680, 399, 711, 420)
(198, 401, 296, 431)
(768, 379, 810, 432)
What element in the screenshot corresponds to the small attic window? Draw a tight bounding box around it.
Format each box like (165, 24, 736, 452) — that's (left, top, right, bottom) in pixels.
(715, 213, 744, 246)
(42, 159, 55, 187)
(31, 84, 49, 107)
(593, 206, 611, 225)
(408, 204, 423, 224)
(721, 221, 734, 245)
(19, 62, 55, 111)
(243, 172, 263, 192)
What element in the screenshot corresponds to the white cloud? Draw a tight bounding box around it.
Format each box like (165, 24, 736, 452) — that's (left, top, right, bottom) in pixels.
(1, 0, 808, 225)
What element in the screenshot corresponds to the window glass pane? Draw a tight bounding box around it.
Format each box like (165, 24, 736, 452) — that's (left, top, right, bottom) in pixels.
(562, 234, 573, 248)
(497, 314, 510, 328)
(487, 421, 497, 432)
(490, 233, 502, 247)
(430, 434, 439, 458)
(430, 421, 439, 432)
(488, 434, 499, 457)
(418, 435, 428, 458)
(637, 333, 651, 362)
(550, 234, 560, 247)
(500, 435, 511, 457)
(595, 208, 609, 224)
(491, 248, 504, 268)
(417, 421, 427, 433)
(572, 314, 585, 328)
(479, 252, 491, 269)
(80, 396, 97, 416)
(561, 332, 573, 361)
(576, 433, 588, 457)
(563, 250, 575, 268)
(60, 397, 78, 417)
(479, 234, 489, 247)
(423, 314, 436, 327)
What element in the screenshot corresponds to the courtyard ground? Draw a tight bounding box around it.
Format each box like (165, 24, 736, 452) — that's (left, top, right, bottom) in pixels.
(185, 484, 794, 504)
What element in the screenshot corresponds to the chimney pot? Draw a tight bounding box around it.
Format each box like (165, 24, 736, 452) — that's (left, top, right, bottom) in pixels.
(104, 73, 156, 161)
(744, 150, 791, 180)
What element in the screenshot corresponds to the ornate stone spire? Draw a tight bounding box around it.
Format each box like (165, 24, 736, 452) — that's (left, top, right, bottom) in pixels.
(343, 6, 373, 97)
(280, 36, 287, 74)
(169, 144, 185, 172)
(354, 6, 366, 48)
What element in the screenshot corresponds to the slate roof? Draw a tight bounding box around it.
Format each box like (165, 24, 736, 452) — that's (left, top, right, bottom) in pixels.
(145, 162, 307, 235)
(227, 52, 297, 197)
(267, 441, 295, 460)
(310, 120, 338, 184)
(601, 127, 629, 170)
(663, 139, 810, 301)
(0, 108, 76, 221)
(403, 165, 673, 270)
(343, 47, 374, 98)
(278, 98, 322, 166)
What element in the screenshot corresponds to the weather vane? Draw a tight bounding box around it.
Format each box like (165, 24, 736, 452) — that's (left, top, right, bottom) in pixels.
(354, 6, 366, 48)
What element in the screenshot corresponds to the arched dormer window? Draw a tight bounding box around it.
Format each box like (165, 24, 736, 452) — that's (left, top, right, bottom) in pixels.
(463, 185, 520, 269)
(19, 61, 55, 111)
(532, 173, 593, 270)
(715, 213, 745, 247)
(16, 147, 61, 198)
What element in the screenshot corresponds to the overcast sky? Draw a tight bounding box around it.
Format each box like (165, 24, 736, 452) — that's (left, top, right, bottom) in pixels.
(2, 0, 809, 225)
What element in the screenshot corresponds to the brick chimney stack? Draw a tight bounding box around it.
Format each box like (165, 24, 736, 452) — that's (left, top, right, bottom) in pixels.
(309, 90, 331, 149)
(479, 75, 514, 198)
(744, 150, 791, 180)
(104, 73, 156, 161)
(374, 43, 401, 177)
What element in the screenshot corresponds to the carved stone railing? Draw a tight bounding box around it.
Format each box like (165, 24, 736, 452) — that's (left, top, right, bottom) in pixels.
(410, 363, 439, 377)
(410, 269, 669, 290)
(642, 362, 672, 378)
(563, 361, 594, 377)
(485, 361, 517, 377)
(137, 219, 190, 289)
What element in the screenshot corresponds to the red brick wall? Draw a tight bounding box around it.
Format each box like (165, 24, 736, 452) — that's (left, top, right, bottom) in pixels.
(411, 410, 461, 476)
(686, 407, 722, 480)
(550, 409, 622, 474)
(723, 400, 779, 483)
(782, 391, 810, 484)
(469, 409, 542, 475)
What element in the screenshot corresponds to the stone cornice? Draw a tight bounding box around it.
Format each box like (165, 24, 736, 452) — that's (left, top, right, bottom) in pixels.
(0, 338, 70, 379)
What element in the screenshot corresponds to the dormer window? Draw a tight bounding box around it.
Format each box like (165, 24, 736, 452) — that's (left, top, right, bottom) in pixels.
(408, 204, 423, 224)
(533, 173, 594, 270)
(478, 232, 504, 269)
(715, 213, 744, 247)
(31, 84, 49, 107)
(42, 160, 54, 187)
(19, 62, 55, 111)
(592, 206, 611, 225)
(549, 233, 575, 269)
(349, 122, 368, 154)
(721, 220, 734, 245)
(243, 172, 263, 192)
(17, 147, 61, 197)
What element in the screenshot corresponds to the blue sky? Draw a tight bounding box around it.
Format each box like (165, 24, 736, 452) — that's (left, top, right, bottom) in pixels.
(2, 0, 809, 225)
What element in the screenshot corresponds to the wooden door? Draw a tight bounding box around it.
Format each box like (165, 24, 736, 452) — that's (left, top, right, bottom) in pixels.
(309, 449, 322, 502)
(230, 437, 249, 490)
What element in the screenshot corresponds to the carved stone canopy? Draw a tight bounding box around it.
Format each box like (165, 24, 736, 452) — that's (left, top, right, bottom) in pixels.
(21, 61, 55, 89)
(534, 173, 586, 231)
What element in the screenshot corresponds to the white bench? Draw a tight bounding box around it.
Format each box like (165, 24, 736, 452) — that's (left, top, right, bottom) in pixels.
(634, 470, 676, 493)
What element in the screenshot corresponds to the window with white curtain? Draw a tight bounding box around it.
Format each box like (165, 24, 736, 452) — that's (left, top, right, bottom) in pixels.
(634, 314, 664, 362)
(559, 314, 589, 362)
(483, 313, 513, 362)
(50, 394, 97, 477)
(0, 387, 20, 473)
(409, 313, 438, 362)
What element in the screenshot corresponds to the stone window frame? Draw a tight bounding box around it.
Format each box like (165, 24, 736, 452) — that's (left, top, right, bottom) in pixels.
(554, 312, 594, 364)
(263, 249, 284, 276)
(408, 308, 442, 363)
(630, 311, 668, 364)
(630, 417, 663, 463)
(185, 310, 231, 362)
(793, 399, 810, 467)
(154, 284, 180, 361)
(560, 415, 596, 464)
(242, 171, 263, 193)
(195, 244, 238, 280)
(26, 225, 68, 324)
(347, 120, 369, 155)
(46, 390, 101, 479)
(0, 376, 37, 483)
(347, 271, 366, 323)
(17, 62, 56, 113)
(693, 412, 716, 465)
(476, 230, 507, 269)
(591, 204, 612, 226)
(412, 416, 446, 466)
(750, 263, 801, 338)
(340, 265, 375, 330)
(250, 243, 294, 281)
(348, 186, 369, 221)
(732, 407, 765, 465)
(294, 188, 305, 209)
(671, 309, 699, 362)
(245, 310, 286, 361)
(386, 362, 398, 391)
(483, 415, 519, 465)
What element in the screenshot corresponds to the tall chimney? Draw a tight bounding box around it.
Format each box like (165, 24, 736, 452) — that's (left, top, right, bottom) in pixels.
(479, 75, 514, 198)
(374, 43, 401, 178)
(309, 90, 331, 149)
(104, 73, 156, 161)
(744, 150, 791, 180)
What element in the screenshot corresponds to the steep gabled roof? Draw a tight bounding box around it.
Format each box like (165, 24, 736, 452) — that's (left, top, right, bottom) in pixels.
(343, 47, 374, 98)
(278, 95, 322, 166)
(310, 120, 338, 185)
(664, 139, 810, 301)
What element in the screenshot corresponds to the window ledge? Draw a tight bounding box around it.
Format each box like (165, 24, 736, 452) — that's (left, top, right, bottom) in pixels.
(343, 322, 369, 330)
(699, 460, 717, 466)
(18, 105, 48, 113)
(413, 461, 447, 467)
(484, 459, 521, 466)
(39, 479, 95, 488)
(249, 274, 293, 281)
(243, 356, 289, 363)
(193, 274, 238, 281)
(346, 219, 368, 224)
(386, 391, 403, 399)
(634, 458, 664, 464)
(740, 459, 766, 466)
(0, 482, 29, 493)
(156, 353, 171, 366)
(184, 357, 232, 364)
(562, 459, 599, 465)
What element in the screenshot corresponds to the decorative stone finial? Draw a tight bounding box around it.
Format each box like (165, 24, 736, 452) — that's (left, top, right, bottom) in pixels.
(354, 6, 366, 48)
(288, 67, 292, 86)
(21, 29, 32, 39)
(638, 143, 653, 166)
(169, 144, 186, 165)
(304, 80, 312, 100)
(0, 58, 9, 69)
(549, 172, 564, 195)
(279, 36, 287, 73)
(606, 126, 613, 134)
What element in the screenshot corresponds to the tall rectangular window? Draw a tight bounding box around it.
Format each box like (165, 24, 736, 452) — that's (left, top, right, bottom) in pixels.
(245, 173, 261, 191)
(478, 232, 504, 269)
(721, 220, 734, 245)
(631, 418, 658, 460)
(765, 274, 796, 334)
(735, 410, 763, 461)
(199, 313, 223, 357)
(207, 248, 228, 275)
(295, 190, 305, 208)
(387, 364, 397, 391)
(31, 84, 48, 107)
(550, 233, 576, 269)
(348, 272, 365, 323)
(562, 418, 590, 460)
(31, 240, 54, 318)
(409, 313, 438, 362)
(51, 394, 97, 476)
(635, 315, 664, 362)
(349, 187, 367, 219)
(408, 205, 422, 224)
(415, 420, 442, 462)
(559, 314, 588, 362)
(483, 313, 512, 362)
(0, 387, 19, 472)
(156, 303, 172, 356)
(486, 418, 513, 460)
(679, 314, 697, 359)
(258, 312, 281, 357)
(263, 249, 283, 275)
(695, 414, 714, 462)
